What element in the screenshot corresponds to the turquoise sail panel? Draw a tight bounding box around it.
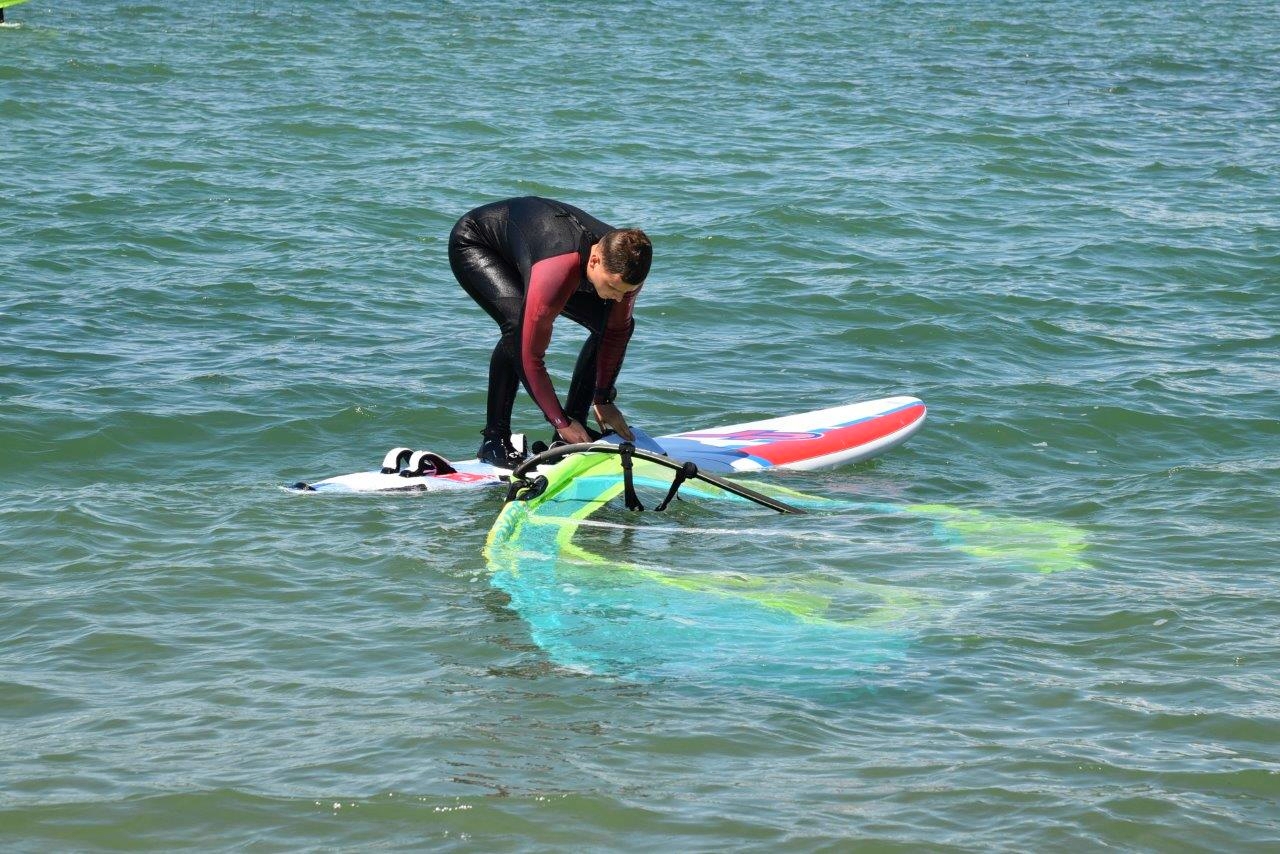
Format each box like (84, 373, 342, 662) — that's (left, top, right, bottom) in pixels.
(484, 452, 1089, 684)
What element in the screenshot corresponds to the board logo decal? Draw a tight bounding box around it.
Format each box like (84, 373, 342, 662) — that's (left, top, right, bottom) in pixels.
(681, 429, 824, 442)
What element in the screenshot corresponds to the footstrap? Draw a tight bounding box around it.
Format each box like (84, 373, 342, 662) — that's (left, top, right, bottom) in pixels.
(401, 450, 458, 477)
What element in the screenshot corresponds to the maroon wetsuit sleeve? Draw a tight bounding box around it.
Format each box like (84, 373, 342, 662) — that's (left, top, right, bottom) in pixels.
(522, 252, 580, 428)
(593, 286, 640, 402)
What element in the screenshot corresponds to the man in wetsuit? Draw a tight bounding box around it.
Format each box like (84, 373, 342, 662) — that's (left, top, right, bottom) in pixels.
(448, 197, 652, 469)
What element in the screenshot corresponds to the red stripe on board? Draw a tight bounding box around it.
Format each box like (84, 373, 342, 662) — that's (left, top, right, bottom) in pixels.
(439, 471, 497, 483)
(747, 403, 926, 466)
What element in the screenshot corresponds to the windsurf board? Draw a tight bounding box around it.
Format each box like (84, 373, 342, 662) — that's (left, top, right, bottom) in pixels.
(289, 395, 925, 493)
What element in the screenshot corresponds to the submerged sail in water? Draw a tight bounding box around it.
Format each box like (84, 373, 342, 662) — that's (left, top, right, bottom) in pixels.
(484, 450, 1090, 684)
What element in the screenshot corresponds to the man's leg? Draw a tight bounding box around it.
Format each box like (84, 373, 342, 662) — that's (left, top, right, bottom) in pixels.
(448, 221, 525, 460)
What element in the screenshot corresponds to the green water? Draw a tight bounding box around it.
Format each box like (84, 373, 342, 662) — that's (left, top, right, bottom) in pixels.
(3, 1, 1278, 850)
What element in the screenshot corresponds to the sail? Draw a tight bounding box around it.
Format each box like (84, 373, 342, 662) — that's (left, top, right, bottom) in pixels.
(484, 451, 1089, 683)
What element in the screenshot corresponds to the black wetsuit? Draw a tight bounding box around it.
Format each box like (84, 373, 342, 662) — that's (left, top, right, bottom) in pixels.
(448, 197, 639, 440)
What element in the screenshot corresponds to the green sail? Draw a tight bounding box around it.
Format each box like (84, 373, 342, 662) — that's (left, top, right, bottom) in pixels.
(484, 450, 1089, 679)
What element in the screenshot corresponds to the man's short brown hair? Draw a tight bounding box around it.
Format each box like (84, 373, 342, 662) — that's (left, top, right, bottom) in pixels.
(600, 228, 652, 286)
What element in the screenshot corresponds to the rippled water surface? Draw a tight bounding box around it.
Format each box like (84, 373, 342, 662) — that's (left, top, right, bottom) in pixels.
(3, 1, 1278, 850)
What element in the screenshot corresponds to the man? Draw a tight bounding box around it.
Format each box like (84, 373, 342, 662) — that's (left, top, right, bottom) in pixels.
(448, 197, 652, 469)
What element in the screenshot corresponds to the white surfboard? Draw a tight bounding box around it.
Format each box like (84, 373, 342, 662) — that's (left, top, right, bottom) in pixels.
(289, 395, 926, 493)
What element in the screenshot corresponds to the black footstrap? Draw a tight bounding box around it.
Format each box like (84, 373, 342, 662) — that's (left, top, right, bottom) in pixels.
(618, 442, 644, 511)
(401, 450, 458, 477)
(655, 461, 698, 512)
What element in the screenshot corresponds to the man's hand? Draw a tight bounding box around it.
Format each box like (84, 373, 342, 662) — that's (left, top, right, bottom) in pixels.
(592, 402, 634, 441)
(556, 419, 593, 445)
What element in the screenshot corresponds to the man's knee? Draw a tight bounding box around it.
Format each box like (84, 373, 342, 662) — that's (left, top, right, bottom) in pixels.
(497, 330, 521, 363)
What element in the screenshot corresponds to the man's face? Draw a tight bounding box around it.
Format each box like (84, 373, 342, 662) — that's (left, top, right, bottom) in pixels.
(586, 245, 639, 301)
